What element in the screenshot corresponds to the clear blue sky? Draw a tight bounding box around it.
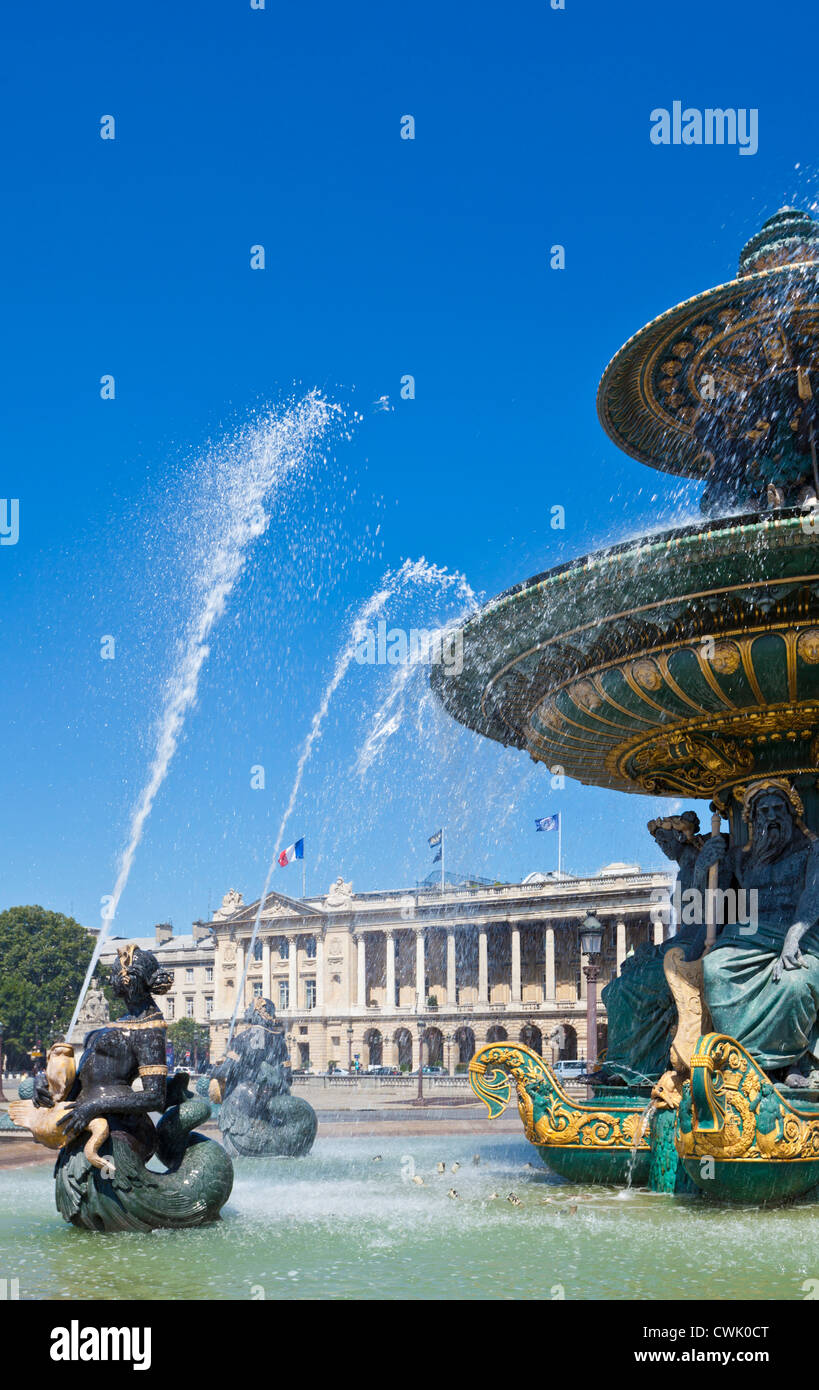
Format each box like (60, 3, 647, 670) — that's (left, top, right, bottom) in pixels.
(2, 0, 817, 935)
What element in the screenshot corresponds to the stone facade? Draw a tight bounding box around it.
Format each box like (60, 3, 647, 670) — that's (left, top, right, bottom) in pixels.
(204, 866, 673, 1070)
(98, 921, 217, 1027)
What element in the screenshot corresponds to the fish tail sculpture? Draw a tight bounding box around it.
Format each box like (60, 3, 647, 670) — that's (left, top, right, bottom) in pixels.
(54, 1082, 234, 1233)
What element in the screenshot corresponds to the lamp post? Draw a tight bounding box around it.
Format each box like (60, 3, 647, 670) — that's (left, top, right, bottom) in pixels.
(580, 912, 604, 1084)
(416, 1013, 426, 1103)
(0, 1019, 6, 1102)
(347, 1023, 354, 1071)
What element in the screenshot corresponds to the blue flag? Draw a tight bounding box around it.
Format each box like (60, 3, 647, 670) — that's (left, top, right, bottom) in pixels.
(535, 814, 560, 832)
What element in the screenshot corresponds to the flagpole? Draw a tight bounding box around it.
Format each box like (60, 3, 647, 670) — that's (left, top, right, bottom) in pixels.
(441, 827, 445, 895)
(558, 815, 562, 878)
(302, 854, 306, 900)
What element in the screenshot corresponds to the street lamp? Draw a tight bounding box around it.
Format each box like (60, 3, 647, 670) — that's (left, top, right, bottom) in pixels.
(0, 1019, 6, 1103)
(580, 912, 604, 1077)
(416, 1013, 426, 1103)
(346, 1023, 354, 1071)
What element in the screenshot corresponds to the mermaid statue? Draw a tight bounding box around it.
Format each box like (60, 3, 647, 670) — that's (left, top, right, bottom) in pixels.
(11, 943, 233, 1231)
(210, 996, 317, 1157)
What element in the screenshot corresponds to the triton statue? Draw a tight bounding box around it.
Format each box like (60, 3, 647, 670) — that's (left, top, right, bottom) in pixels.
(10, 944, 233, 1231)
(696, 779, 819, 1086)
(210, 996, 317, 1157)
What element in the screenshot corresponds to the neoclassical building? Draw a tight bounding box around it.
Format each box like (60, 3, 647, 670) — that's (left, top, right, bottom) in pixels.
(205, 863, 672, 1071)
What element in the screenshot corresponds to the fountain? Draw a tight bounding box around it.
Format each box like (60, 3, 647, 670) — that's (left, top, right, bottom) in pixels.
(432, 207, 819, 1204)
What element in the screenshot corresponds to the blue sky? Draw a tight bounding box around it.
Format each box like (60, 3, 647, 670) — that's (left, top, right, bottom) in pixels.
(2, 0, 818, 935)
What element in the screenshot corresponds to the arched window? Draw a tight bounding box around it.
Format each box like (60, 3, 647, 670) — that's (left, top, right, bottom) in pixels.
(252, 939, 263, 962)
(305, 936, 317, 959)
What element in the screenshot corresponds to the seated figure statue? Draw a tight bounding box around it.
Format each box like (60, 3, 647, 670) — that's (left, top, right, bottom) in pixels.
(600, 811, 705, 1083)
(696, 779, 819, 1086)
(210, 996, 318, 1156)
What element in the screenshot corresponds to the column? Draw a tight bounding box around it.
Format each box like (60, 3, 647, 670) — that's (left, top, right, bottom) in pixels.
(544, 925, 555, 1001)
(262, 939, 271, 999)
(315, 932, 325, 1009)
(415, 930, 425, 1007)
(446, 929, 456, 1005)
(236, 942, 246, 1010)
(510, 925, 521, 1003)
(357, 933, 367, 1008)
(616, 920, 627, 974)
(385, 931, 396, 1009)
(287, 935, 297, 1012)
(478, 928, 488, 1003)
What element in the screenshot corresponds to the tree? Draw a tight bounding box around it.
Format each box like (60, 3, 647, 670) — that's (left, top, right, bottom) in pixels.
(0, 905, 103, 1068)
(167, 1018, 210, 1069)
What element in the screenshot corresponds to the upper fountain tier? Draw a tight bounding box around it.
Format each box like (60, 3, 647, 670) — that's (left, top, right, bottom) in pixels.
(597, 208, 819, 513)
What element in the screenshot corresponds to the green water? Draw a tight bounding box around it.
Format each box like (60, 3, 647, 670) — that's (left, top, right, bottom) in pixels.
(1, 1134, 816, 1300)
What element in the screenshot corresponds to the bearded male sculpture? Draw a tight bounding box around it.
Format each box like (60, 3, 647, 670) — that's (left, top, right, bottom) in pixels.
(696, 780, 819, 1085)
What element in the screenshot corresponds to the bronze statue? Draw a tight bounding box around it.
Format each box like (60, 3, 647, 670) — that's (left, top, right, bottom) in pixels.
(697, 779, 819, 1085)
(16, 944, 233, 1231)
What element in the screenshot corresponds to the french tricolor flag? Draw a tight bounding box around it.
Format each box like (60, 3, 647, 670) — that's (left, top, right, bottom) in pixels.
(278, 837, 304, 868)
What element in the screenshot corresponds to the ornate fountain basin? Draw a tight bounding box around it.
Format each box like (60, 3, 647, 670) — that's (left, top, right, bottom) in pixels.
(432, 509, 819, 811)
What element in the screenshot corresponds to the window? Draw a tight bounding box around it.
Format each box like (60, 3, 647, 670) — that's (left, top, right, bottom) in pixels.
(185, 967, 194, 983)
(185, 998, 194, 1018)
(205, 966, 213, 982)
(253, 981, 263, 997)
(306, 979, 317, 1010)
(279, 939, 289, 960)
(253, 939, 263, 962)
(205, 996, 213, 1018)
(278, 981, 290, 1010)
(305, 936, 317, 960)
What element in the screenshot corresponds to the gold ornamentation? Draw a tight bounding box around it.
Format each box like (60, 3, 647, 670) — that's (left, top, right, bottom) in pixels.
(797, 629, 819, 663)
(568, 680, 602, 711)
(677, 1033, 819, 1163)
(710, 641, 742, 675)
(632, 659, 663, 692)
(469, 1044, 648, 1152)
(138, 1065, 168, 1076)
(113, 1015, 167, 1031)
(630, 732, 751, 797)
(652, 948, 711, 1111)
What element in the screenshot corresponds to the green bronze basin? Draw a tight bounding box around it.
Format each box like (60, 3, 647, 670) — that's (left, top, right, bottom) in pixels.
(432, 509, 819, 809)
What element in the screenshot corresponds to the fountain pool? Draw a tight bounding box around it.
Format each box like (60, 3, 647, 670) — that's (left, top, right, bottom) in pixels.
(2, 1134, 817, 1300)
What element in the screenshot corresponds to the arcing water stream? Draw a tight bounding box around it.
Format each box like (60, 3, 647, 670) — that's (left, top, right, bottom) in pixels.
(228, 558, 478, 1040)
(68, 394, 340, 1039)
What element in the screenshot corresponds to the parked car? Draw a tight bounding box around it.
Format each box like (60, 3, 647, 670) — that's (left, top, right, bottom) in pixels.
(553, 1059, 587, 1081)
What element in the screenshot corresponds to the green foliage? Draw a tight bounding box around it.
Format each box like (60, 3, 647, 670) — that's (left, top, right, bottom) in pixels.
(0, 905, 97, 1067)
(168, 1018, 210, 1064)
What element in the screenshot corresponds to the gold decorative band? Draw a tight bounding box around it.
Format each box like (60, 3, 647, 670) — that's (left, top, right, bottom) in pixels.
(116, 1017, 167, 1031)
(690, 1053, 715, 1070)
(138, 1065, 168, 1076)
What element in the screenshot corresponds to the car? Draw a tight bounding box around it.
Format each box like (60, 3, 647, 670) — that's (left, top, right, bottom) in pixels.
(553, 1059, 588, 1080)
